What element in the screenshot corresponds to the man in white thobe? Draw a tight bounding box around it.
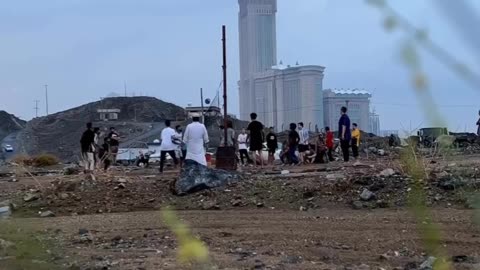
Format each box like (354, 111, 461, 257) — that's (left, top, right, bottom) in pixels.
(183, 115, 209, 166)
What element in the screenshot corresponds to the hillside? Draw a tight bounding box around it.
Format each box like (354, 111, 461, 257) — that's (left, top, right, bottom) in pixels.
(16, 96, 186, 162)
(0, 111, 26, 141)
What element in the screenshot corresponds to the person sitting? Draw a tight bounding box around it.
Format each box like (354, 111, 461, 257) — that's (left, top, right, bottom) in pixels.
(313, 134, 327, 164)
(304, 145, 317, 164)
(279, 140, 290, 165)
(136, 151, 150, 167)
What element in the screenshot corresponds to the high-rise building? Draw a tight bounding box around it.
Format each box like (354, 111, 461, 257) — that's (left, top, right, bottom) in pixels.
(368, 109, 381, 135)
(238, 0, 325, 130)
(323, 89, 371, 132)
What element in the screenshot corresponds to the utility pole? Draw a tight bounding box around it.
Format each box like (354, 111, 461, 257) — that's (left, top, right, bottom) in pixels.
(34, 100, 39, 118)
(222, 25, 228, 142)
(44, 84, 49, 115)
(200, 88, 205, 124)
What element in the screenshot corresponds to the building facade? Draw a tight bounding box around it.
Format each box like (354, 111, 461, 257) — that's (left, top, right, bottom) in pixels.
(238, 0, 278, 121)
(323, 89, 371, 132)
(252, 64, 325, 131)
(368, 110, 381, 135)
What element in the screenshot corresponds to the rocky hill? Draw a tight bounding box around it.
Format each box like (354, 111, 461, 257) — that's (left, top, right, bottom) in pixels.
(16, 97, 186, 162)
(0, 111, 26, 141)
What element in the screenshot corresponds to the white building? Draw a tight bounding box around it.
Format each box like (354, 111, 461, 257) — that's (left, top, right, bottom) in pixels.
(369, 110, 381, 135)
(323, 89, 371, 132)
(238, 0, 325, 131)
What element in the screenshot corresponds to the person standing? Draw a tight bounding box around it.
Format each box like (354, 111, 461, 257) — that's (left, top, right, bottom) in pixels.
(174, 125, 185, 167)
(107, 127, 120, 164)
(237, 128, 252, 166)
(247, 113, 264, 167)
(159, 120, 179, 173)
(184, 114, 209, 165)
(351, 123, 361, 160)
(266, 127, 278, 165)
(325, 126, 335, 161)
(287, 123, 300, 165)
(338, 106, 351, 162)
(298, 122, 309, 164)
(80, 122, 96, 173)
(476, 110, 480, 136)
(93, 127, 101, 168)
(220, 120, 236, 147)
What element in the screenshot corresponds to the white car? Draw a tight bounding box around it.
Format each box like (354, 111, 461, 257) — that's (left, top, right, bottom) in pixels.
(3, 145, 13, 152)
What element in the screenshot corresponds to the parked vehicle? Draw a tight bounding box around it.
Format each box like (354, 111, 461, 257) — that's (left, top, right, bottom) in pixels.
(2, 144, 13, 152)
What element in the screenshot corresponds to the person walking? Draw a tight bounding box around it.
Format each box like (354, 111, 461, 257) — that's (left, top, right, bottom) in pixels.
(247, 113, 264, 167)
(298, 122, 309, 164)
(287, 123, 300, 165)
(351, 123, 361, 160)
(325, 126, 335, 161)
(184, 114, 209, 165)
(80, 122, 96, 173)
(338, 106, 351, 162)
(159, 120, 179, 173)
(266, 127, 278, 165)
(237, 128, 252, 166)
(174, 125, 185, 167)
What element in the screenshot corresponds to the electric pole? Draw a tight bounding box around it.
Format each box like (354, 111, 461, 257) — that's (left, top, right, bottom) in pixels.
(44, 84, 49, 115)
(200, 88, 204, 124)
(34, 100, 39, 118)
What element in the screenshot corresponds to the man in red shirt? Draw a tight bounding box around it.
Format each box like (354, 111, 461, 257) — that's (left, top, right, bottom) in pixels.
(325, 126, 335, 162)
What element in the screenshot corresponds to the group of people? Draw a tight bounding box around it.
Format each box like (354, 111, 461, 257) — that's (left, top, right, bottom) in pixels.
(81, 105, 362, 173)
(80, 123, 120, 173)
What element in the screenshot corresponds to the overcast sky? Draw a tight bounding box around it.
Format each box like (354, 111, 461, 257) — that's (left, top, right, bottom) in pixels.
(1, 0, 479, 132)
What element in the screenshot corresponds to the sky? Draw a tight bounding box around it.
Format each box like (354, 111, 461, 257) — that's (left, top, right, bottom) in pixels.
(1, 0, 479, 133)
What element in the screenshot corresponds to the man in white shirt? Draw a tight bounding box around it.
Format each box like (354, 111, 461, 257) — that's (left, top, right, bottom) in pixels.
(183, 114, 209, 166)
(159, 120, 179, 173)
(237, 128, 252, 166)
(298, 122, 310, 164)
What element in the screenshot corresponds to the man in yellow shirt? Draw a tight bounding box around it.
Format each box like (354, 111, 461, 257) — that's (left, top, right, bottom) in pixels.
(351, 123, 361, 159)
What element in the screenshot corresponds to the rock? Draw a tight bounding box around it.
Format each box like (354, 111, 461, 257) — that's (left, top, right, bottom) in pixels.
(79, 228, 89, 235)
(63, 166, 80, 175)
(360, 189, 375, 201)
(0, 206, 11, 218)
(117, 183, 126, 189)
(0, 200, 11, 208)
(202, 202, 220, 210)
(254, 259, 266, 269)
(40, 211, 55, 218)
(23, 193, 40, 202)
(0, 238, 15, 251)
(59, 193, 69, 200)
(435, 171, 449, 179)
(404, 262, 418, 270)
(419, 256, 436, 270)
(299, 206, 307, 211)
(116, 178, 128, 183)
(256, 202, 264, 208)
(231, 199, 242, 207)
(78, 233, 93, 243)
(379, 168, 395, 177)
(352, 201, 363, 210)
(377, 149, 386, 156)
(375, 200, 389, 208)
(326, 173, 346, 180)
(434, 194, 442, 201)
(452, 255, 472, 263)
(368, 147, 378, 154)
(281, 170, 290, 175)
(358, 264, 370, 270)
(174, 159, 240, 195)
(281, 255, 303, 264)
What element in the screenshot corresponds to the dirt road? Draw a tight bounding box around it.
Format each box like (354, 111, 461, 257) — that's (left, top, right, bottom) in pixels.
(26, 208, 480, 270)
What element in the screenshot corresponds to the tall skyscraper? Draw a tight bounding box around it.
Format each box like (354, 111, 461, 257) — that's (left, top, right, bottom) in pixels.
(238, 0, 277, 121)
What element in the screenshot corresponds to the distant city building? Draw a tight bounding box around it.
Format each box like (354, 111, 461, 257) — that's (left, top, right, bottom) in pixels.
(237, 0, 325, 131)
(323, 89, 371, 132)
(97, 109, 120, 121)
(185, 106, 221, 118)
(380, 130, 399, 137)
(368, 110, 381, 135)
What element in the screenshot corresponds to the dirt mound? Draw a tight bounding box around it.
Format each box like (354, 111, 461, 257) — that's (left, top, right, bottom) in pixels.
(16, 97, 185, 161)
(0, 111, 26, 141)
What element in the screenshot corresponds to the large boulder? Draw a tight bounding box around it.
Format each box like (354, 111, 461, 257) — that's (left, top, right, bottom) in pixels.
(173, 159, 241, 195)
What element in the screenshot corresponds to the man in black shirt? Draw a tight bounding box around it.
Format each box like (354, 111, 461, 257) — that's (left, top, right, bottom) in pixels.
(287, 123, 300, 165)
(80, 122, 95, 173)
(266, 127, 277, 165)
(247, 113, 264, 167)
